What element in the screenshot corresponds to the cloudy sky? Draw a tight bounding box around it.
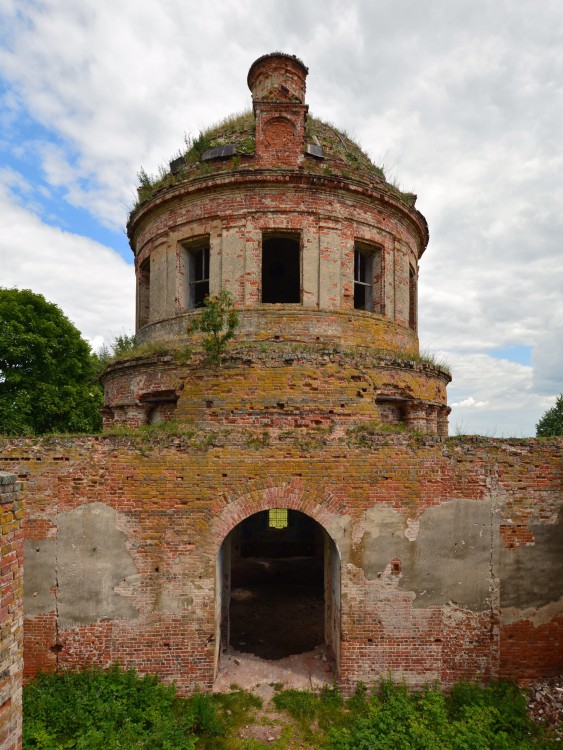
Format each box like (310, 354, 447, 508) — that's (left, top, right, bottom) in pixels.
(1, 0, 562, 436)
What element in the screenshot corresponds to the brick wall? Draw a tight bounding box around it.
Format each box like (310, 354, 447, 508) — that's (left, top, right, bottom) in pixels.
(102, 344, 450, 433)
(0, 433, 560, 695)
(0, 472, 23, 750)
(130, 177, 425, 327)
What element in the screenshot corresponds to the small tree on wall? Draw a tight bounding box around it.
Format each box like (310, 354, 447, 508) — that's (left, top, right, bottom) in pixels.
(189, 291, 239, 366)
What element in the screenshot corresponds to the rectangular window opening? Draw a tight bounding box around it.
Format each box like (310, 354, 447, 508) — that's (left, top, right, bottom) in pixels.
(268, 508, 289, 529)
(138, 258, 151, 327)
(185, 244, 210, 309)
(261, 234, 301, 304)
(354, 246, 373, 311)
(409, 265, 417, 331)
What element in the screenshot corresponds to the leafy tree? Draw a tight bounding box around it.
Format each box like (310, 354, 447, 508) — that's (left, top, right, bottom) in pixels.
(536, 394, 563, 437)
(0, 288, 103, 435)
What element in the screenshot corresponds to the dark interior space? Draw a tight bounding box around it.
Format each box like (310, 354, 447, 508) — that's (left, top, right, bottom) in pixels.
(354, 247, 372, 311)
(228, 510, 324, 659)
(261, 236, 300, 303)
(190, 245, 209, 308)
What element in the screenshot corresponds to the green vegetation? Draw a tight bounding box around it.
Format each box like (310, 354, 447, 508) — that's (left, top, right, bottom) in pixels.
(135, 111, 257, 205)
(102, 422, 231, 452)
(273, 680, 556, 749)
(325, 679, 554, 750)
(536, 394, 563, 437)
(131, 109, 421, 212)
(23, 670, 557, 750)
(23, 666, 221, 750)
(97, 336, 193, 368)
(246, 430, 270, 450)
(348, 419, 409, 445)
(94, 333, 137, 373)
(305, 117, 385, 181)
(188, 291, 239, 366)
(395, 348, 452, 375)
(0, 288, 103, 435)
(273, 684, 346, 744)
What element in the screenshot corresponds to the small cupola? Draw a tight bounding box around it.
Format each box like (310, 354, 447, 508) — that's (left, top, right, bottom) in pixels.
(247, 52, 309, 168)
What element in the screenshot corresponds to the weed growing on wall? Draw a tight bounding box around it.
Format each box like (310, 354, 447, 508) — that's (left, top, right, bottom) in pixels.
(188, 291, 239, 366)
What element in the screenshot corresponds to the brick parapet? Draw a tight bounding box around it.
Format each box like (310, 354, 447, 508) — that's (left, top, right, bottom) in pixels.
(100, 341, 450, 432)
(0, 472, 23, 750)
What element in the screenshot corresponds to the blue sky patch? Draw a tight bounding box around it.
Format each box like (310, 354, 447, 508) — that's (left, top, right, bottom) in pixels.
(1, 81, 133, 262)
(488, 345, 532, 366)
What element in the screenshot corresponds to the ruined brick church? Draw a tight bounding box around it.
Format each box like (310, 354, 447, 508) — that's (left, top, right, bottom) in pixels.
(1, 54, 561, 721)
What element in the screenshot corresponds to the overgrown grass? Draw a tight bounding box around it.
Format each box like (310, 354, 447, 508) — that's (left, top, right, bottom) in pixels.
(273, 684, 348, 743)
(347, 419, 409, 445)
(199, 689, 263, 750)
(23, 666, 222, 749)
(326, 679, 556, 750)
(131, 107, 420, 212)
(23, 669, 557, 750)
(101, 340, 193, 365)
(273, 680, 556, 749)
(395, 347, 452, 375)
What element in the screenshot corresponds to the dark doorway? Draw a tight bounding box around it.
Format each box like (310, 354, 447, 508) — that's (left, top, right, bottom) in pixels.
(216, 510, 340, 665)
(261, 236, 300, 303)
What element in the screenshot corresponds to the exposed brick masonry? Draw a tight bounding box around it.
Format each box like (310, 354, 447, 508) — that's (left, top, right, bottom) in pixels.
(0, 473, 23, 750)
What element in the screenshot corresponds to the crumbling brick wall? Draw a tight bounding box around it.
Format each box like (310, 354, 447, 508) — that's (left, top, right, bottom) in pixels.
(0, 433, 560, 695)
(0, 472, 23, 750)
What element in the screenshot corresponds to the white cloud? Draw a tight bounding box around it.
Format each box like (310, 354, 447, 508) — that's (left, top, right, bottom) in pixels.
(446, 353, 555, 437)
(451, 397, 488, 409)
(0, 176, 135, 346)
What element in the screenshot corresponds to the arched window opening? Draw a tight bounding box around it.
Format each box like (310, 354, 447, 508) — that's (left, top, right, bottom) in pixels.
(261, 235, 301, 304)
(138, 258, 151, 327)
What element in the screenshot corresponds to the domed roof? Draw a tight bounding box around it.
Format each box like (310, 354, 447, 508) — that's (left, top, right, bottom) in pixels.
(134, 110, 417, 211)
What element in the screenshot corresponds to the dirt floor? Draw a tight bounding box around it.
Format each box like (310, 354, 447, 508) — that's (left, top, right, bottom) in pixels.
(229, 582, 324, 660)
(213, 645, 334, 693)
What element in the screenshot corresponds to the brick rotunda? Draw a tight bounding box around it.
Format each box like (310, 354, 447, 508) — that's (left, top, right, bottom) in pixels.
(101, 52, 451, 435)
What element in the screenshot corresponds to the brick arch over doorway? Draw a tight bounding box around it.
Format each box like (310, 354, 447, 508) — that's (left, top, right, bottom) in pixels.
(210, 478, 348, 548)
(211, 481, 343, 681)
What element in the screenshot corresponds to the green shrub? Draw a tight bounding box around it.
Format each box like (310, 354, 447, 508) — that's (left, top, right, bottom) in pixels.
(23, 671, 556, 750)
(23, 666, 223, 750)
(327, 679, 555, 750)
